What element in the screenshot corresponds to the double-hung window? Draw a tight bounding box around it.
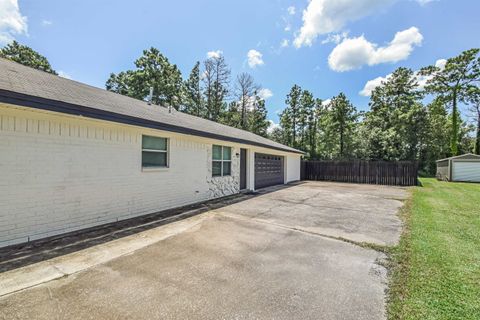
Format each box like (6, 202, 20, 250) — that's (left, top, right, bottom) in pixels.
(142, 135, 168, 168)
(212, 145, 231, 177)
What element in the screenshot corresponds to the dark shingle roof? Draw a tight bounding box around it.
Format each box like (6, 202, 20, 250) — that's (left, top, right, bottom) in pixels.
(0, 58, 302, 154)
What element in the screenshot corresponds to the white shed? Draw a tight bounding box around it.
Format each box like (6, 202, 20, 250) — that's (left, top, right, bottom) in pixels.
(436, 153, 480, 182)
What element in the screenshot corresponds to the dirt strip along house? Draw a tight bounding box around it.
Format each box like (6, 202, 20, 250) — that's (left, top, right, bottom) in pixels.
(0, 58, 303, 248)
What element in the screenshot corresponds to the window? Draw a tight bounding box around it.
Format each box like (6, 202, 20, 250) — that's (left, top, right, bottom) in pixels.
(142, 135, 168, 168)
(212, 145, 231, 177)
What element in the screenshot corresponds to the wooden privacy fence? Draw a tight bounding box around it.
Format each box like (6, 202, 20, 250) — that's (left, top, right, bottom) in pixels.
(301, 160, 418, 186)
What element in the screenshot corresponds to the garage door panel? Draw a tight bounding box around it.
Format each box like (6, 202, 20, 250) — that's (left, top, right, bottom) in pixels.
(255, 153, 284, 189)
(452, 162, 480, 182)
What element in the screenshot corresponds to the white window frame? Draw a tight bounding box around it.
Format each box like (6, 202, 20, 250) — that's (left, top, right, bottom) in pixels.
(212, 145, 232, 177)
(142, 135, 169, 169)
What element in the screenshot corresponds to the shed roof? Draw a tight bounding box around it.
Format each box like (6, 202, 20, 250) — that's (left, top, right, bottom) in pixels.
(436, 153, 480, 162)
(0, 58, 303, 154)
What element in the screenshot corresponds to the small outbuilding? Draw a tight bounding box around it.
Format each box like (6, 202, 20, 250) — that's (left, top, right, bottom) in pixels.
(436, 153, 480, 182)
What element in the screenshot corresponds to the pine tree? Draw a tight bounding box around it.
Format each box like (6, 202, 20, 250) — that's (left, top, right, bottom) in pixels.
(327, 93, 358, 159)
(221, 101, 241, 129)
(299, 90, 315, 154)
(282, 85, 302, 148)
(364, 67, 425, 161)
(0, 41, 57, 74)
(308, 98, 324, 159)
(249, 95, 269, 137)
(106, 47, 184, 109)
(203, 54, 230, 121)
(279, 108, 293, 146)
(183, 62, 203, 116)
(422, 98, 450, 174)
(235, 73, 258, 130)
(420, 48, 480, 155)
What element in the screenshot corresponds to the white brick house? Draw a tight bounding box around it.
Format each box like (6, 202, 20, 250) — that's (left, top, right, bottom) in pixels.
(0, 58, 302, 248)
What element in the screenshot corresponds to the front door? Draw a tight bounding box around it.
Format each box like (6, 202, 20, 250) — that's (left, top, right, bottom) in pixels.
(240, 148, 247, 190)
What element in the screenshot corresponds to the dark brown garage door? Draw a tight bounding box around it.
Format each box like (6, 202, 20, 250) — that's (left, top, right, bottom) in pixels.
(255, 153, 284, 189)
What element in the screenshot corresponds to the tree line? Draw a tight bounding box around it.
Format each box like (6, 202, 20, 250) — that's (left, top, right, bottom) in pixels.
(270, 48, 480, 175)
(1, 42, 479, 175)
(0, 42, 270, 137)
(105, 48, 270, 137)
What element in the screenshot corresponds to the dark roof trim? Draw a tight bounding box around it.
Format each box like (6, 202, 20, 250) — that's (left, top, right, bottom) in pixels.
(0, 89, 304, 154)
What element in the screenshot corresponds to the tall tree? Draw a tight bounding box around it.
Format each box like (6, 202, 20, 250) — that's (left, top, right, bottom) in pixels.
(327, 93, 358, 158)
(465, 87, 480, 154)
(422, 98, 451, 174)
(106, 48, 184, 109)
(308, 98, 324, 159)
(183, 62, 204, 116)
(299, 90, 315, 152)
(221, 101, 241, 129)
(364, 67, 426, 161)
(279, 108, 293, 146)
(105, 70, 141, 99)
(269, 126, 287, 145)
(249, 94, 269, 137)
(235, 73, 258, 130)
(420, 48, 480, 155)
(282, 85, 302, 148)
(203, 54, 230, 121)
(0, 41, 57, 74)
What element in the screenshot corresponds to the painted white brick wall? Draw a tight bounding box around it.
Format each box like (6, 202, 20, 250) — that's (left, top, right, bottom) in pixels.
(0, 105, 300, 247)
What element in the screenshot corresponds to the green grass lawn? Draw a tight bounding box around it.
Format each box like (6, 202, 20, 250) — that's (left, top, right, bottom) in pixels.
(388, 178, 480, 319)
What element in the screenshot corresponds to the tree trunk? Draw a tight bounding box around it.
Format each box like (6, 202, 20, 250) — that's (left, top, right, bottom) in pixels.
(476, 113, 480, 155)
(339, 124, 344, 158)
(451, 90, 459, 156)
(292, 109, 296, 148)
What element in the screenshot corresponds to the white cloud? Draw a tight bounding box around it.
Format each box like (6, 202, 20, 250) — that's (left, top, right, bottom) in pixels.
(206, 50, 223, 59)
(416, 58, 446, 89)
(359, 74, 391, 96)
(293, 0, 395, 48)
(41, 19, 52, 26)
(280, 39, 289, 48)
(284, 24, 291, 32)
(415, 0, 436, 5)
(0, 0, 28, 45)
(58, 70, 72, 80)
(328, 27, 423, 72)
(267, 120, 280, 133)
(434, 58, 447, 69)
(322, 99, 331, 107)
(287, 6, 296, 15)
(359, 58, 446, 96)
(321, 31, 349, 44)
(247, 49, 264, 68)
(258, 88, 273, 100)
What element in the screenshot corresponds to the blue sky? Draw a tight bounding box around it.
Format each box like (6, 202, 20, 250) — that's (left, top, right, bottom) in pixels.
(1, 0, 479, 126)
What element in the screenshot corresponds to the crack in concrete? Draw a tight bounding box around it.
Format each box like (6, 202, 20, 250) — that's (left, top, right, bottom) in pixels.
(218, 211, 391, 254)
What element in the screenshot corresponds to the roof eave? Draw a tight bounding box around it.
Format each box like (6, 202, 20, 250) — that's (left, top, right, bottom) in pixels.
(0, 89, 304, 155)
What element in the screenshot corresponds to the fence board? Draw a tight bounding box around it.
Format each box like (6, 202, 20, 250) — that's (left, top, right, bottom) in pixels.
(301, 160, 418, 186)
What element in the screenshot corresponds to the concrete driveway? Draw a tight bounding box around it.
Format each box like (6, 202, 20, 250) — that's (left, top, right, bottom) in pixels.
(0, 181, 408, 320)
